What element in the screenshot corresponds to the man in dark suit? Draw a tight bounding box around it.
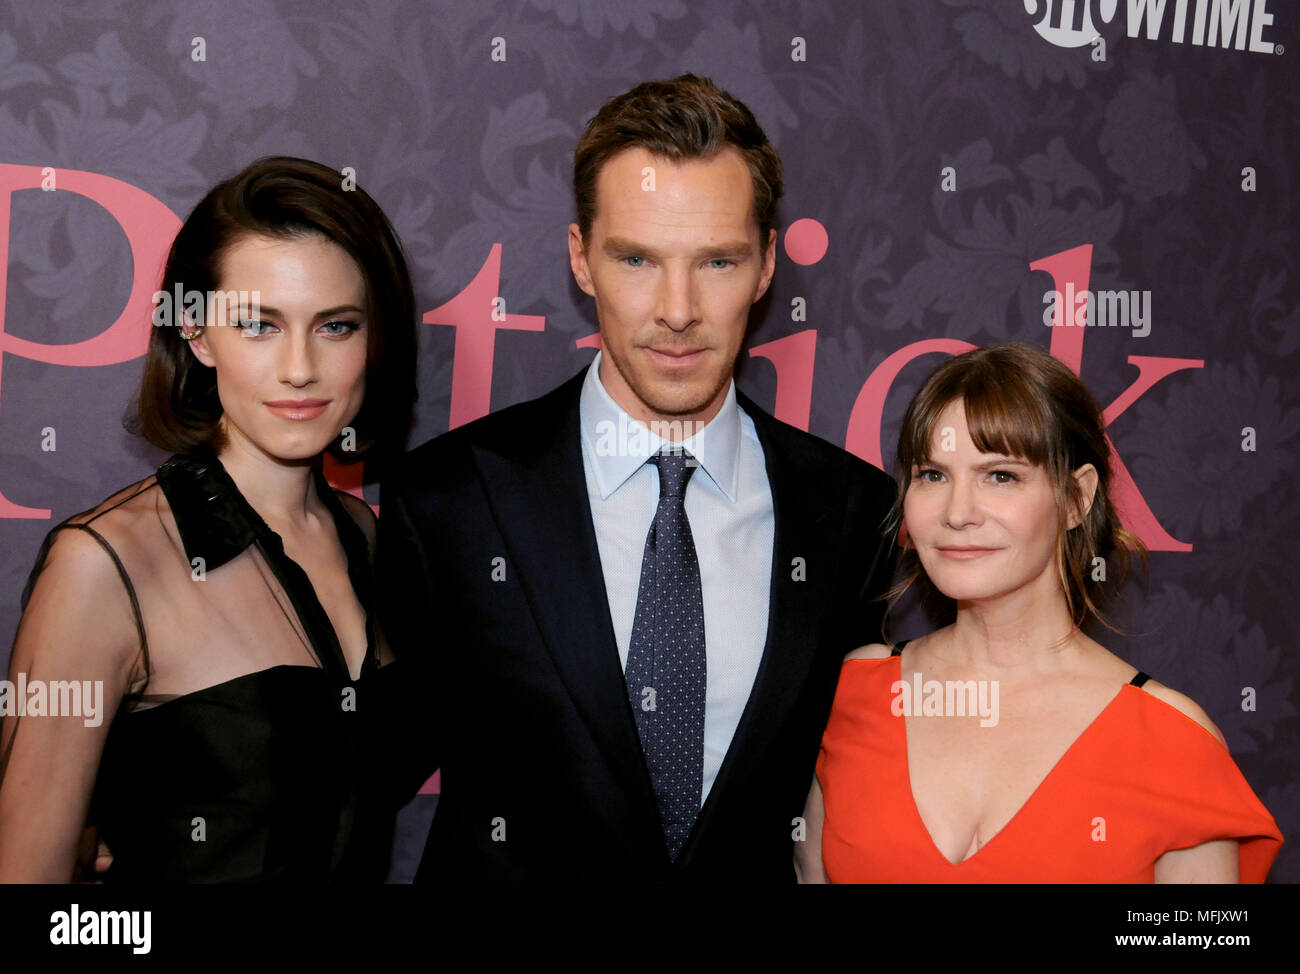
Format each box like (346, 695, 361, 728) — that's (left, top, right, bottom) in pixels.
(376, 75, 896, 882)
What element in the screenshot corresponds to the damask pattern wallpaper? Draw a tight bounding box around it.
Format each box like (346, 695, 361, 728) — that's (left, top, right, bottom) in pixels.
(0, 0, 1295, 881)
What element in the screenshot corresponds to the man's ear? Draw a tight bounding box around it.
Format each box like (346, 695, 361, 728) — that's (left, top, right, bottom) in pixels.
(754, 228, 776, 303)
(568, 223, 596, 298)
(1068, 463, 1099, 530)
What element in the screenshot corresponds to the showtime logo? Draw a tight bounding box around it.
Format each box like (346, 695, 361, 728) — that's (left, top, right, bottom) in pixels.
(1025, 0, 1280, 54)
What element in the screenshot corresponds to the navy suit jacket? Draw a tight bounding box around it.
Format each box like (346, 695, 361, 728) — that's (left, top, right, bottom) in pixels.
(374, 367, 897, 881)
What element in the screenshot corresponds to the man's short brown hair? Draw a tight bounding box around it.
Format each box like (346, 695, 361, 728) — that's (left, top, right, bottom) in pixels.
(573, 74, 784, 250)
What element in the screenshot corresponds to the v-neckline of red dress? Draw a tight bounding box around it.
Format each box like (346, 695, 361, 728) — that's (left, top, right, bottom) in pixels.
(886, 654, 1134, 868)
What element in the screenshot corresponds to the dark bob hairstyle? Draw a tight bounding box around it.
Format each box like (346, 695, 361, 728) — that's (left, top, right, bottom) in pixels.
(883, 343, 1147, 640)
(129, 155, 417, 467)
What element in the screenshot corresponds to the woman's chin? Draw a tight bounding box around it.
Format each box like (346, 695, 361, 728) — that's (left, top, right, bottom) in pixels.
(243, 431, 335, 464)
(926, 574, 1021, 604)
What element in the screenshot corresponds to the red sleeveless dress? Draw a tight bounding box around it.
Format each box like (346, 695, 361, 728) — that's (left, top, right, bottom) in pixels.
(816, 655, 1283, 883)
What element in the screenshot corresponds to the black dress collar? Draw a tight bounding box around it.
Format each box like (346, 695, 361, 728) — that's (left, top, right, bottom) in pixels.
(155, 446, 262, 572)
(154, 444, 378, 683)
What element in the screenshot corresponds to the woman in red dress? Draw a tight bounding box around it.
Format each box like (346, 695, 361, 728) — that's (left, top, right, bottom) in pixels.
(797, 343, 1282, 883)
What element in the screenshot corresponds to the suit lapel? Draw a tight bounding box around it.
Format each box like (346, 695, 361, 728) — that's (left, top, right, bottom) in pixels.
(468, 372, 840, 866)
(678, 390, 839, 862)
(468, 372, 665, 843)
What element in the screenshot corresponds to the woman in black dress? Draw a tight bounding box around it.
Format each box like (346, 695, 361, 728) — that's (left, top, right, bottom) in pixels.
(0, 156, 417, 881)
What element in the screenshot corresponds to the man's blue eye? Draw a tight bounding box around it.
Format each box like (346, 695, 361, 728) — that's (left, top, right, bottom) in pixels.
(710, 259, 733, 269)
(623, 256, 644, 268)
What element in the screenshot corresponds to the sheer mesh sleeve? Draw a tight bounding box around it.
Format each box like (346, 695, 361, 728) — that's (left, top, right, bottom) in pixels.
(3, 456, 398, 882)
(0, 523, 148, 881)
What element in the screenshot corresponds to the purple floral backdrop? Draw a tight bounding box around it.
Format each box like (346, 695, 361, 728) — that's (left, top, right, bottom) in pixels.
(0, 0, 1295, 882)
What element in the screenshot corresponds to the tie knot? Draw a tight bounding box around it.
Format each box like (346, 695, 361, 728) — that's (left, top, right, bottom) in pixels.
(650, 448, 696, 499)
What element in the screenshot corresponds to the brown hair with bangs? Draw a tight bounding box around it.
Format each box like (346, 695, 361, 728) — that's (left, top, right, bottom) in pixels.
(128, 156, 418, 470)
(883, 343, 1147, 641)
(573, 73, 783, 252)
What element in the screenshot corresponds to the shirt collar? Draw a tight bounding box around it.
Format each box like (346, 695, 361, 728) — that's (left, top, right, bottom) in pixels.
(578, 348, 742, 502)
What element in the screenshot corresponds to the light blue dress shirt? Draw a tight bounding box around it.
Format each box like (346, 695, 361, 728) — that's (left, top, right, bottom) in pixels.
(578, 349, 775, 802)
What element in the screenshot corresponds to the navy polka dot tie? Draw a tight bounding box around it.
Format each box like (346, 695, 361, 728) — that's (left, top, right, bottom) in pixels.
(625, 447, 706, 860)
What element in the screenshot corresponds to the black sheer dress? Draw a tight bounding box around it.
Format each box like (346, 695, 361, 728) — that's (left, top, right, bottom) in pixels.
(1, 445, 394, 882)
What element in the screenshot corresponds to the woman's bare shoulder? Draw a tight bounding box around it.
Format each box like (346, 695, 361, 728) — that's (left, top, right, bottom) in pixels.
(843, 643, 893, 662)
(1135, 679, 1226, 746)
(20, 515, 148, 672)
(64, 474, 162, 530)
(56, 475, 169, 558)
(845, 631, 935, 663)
(1090, 640, 1226, 746)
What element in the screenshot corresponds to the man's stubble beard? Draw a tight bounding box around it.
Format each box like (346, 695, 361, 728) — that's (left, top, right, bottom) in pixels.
(620, 355, 735, 421)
